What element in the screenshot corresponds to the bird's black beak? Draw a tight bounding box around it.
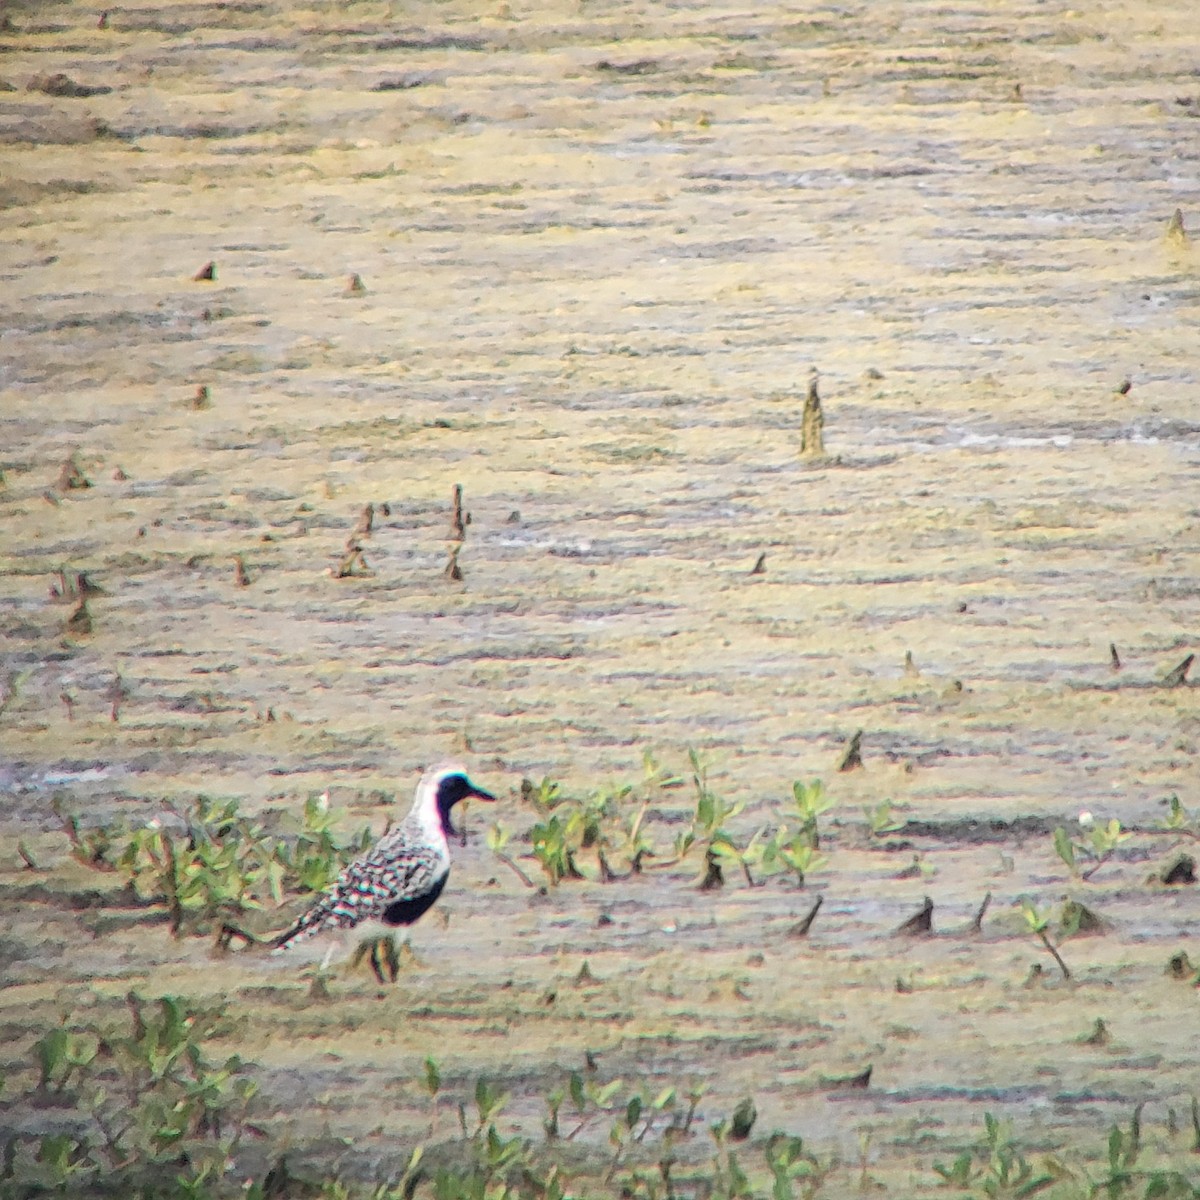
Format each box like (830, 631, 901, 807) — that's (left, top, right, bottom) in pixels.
(468, 784, 496, 802)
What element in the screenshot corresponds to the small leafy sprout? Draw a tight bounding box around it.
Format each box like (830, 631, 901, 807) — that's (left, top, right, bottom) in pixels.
(931, 1113, 1056, 1199)
(790, 779, 834, 848)
(1019, 899, 1071, 980)
(9, 994, 259, 1197)
(1160, 794, 1200, 841)
(33, 1025, 97, 1095)
(563, 1071, 624, 1141)
(864, 798, 904, 837)
(59, 792, 376, 940)
(1053, 817, 1130, 882)
(765, 1133, 828, 1200)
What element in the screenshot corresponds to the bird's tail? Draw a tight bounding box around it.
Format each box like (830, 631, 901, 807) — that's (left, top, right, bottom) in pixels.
(270, 905, 328, 954)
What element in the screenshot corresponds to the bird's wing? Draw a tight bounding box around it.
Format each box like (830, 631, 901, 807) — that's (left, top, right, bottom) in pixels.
(273, 829, 442, 950)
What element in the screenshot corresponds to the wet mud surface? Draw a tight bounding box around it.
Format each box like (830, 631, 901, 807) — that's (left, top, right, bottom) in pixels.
(1, 0, 1199, 1190)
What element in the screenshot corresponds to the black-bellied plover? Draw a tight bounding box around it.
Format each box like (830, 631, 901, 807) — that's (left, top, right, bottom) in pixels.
(273, 763, 495, 970)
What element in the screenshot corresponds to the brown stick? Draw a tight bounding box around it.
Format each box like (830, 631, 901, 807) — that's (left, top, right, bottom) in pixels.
(799, 369, 825, 458)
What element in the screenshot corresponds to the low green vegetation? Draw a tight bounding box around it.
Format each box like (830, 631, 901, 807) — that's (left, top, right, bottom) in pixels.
(514, 749, 837, 892)
(56, 792, 373, 938)
(8, 1003, 1200, 1200)
(1052, 818, 1130, 883)
(3, 994, 259, 1199)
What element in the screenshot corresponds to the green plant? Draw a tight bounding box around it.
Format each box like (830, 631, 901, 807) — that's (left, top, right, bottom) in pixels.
(863, 798, 905, 837)
(765, 1132, 829, 1200)
(273, 791, 373, 895)
(487, 822, 536, 888)
(747, 825, 828, 888)
(790, 779, 834, 849)
(1018, 899, 1072, 980)
(521, 757, 677, 885)
(934, 1114, 1054, 1199)
(3, 994, 260, 1199)
(1053, 818, 1130, 882)
(58, 793, 375, 938)
(32, 1025, 97, 1096)
(674, 749, 749, 886)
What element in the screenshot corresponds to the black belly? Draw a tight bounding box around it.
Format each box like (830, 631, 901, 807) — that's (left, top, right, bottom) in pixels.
(382, 874, 447, 927)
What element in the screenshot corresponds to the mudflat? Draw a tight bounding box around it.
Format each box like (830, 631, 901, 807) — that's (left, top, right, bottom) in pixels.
(2, 0, 1198, 1192)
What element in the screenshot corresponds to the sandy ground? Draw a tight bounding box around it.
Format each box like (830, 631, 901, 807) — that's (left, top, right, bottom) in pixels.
(2, 0, 1199, 1191)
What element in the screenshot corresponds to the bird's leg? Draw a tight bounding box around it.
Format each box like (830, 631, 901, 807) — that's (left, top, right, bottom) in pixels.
(320, 940, 337, 972)
(381, 934, 401, 982)
(368, 940, 387, 985)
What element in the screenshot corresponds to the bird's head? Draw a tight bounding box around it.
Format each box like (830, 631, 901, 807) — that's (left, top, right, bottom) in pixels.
(418, 762, 496, 837)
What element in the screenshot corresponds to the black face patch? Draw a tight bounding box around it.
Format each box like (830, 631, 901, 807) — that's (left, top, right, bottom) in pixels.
(434, 772, 496, 836)
(382, 873, 447, 927)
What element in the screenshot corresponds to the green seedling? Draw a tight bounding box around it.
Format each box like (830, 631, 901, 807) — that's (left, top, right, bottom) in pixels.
(864, 798, 905, 837)
(273, 792, 373, 895)
(708, 1114, 753, 1200)
(61, 792, 377, 938)
(935, 1114, 1054, 1199)
(530, 813, 579, 885)
(675, 749, 749, 882)
(1053, 817, 1130, 882)
(790, 779, 834, 849)
(7, 993, 260, 1198)
(605, 1087, 679, 1181)
(33, 1026, 97, 1095)
(1019, 899, 1072, 980)
(765, 1132, 829, 1200)
(749, 825, 828, 888)
(564, 1071, 624, 1141)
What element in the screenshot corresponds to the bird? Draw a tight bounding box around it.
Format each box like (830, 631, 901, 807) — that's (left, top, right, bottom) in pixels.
(272, 763, 495, 972)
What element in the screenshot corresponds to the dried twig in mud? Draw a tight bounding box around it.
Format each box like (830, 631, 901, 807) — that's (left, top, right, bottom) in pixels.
(895, 896, 933, 937)
(799, 368, 825, 458)
(193, 260, 216, 281)
(820, 1065, 872, 1091)
(903, 650, 920, 678)
(344, 273, 367, 296)
(700, 847, 723, 891)
(1165, 951, 1195, 980)
(749, 552, 766, 575)
(61, 692, 75, 721)
(353, 502, 374, 537)
(108, 673, 129, 722)
(190, 385, 212, 410)
(56, 451, 91, 492)
(333, 539, 371, 578)
(1161, 855, 1196, 885)
(1109, 642, 1121, 671)
(450, 483, 468, 541)
(789, 894, 823, 937)
(444, 543, 463, 582)
(970, 891, 992, 934)
(1162, 653, 1194, 688)
(495, 851, 537, 889)
(65, 598, 92, 636)
(1166, 207, 1188, 247)
(232, 555, 250, 587)
(50, 570, 106, 603)
(838, 729, 863, 772)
